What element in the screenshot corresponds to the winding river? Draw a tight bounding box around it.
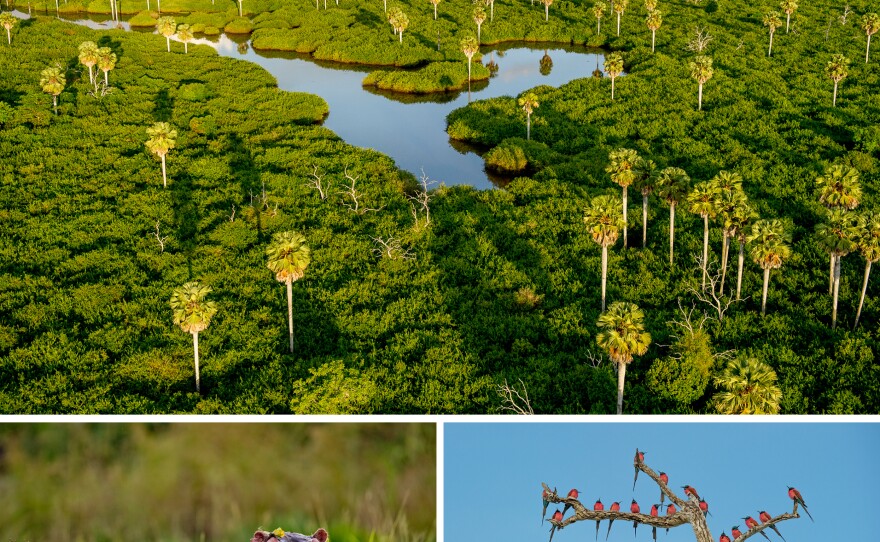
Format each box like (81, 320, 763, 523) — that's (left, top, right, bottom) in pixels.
(14, 11, 605, 189)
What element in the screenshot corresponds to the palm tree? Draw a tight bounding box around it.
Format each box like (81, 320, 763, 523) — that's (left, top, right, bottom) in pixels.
(430, 0, 440, 20)
(747, 219, 791, 315)
(780, 0, 797, 33)
(145, 122, 177, 188)
(593, 2, 606, 34)
(461, 35, 479, 83)
(656, 166, 690, 266)
(854, 211, 880, 328)
(690, 55, 713, 111)
(169, 281, 217, 393)
(712, 357, 782, 414)
(388, 6, 403, 34)
(604, 52, 624, 99)
(177, 24, 193, 54)
(730, 200, 757, 300)
(487, 0, 496, 21)
(156, 16, 177, 53)
(633, 157, 657, 247)
(394, 11, 409, 43)
(238, 0, 243, 17)
(645, 9, 662, 52)
(816, 209, 859, 328)
(826, 53, 849, 107)
(763, 11, 782, 56)
(596, 301, 652, 415)
(584, 194, 624, 312)
(614, 0, 628, 36)
(266, 231, 311, 354)
(606, 148, 639, 247)
(863, 13, 880, 63)
(816, 164, 861, 293)
(96, 47, 117, 86)
(518, 92, 539, 140)
(687, 181, 721, 290)
(473, 6, 487, 42)
(540, 0, 553, 22)
(0, 12, 16, 45)
(711, 170, 744, 294)
(39, 65, 65, 115)
(78, 41, 99, 85)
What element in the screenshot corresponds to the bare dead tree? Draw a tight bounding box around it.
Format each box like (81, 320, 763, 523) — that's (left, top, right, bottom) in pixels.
(840, 5, 852, 24)
(686, 257, 745, 322)
(686, 27, 713, 53)
(371, 237, 415, 260)
(584, 350, 604, 369)
(229, 204, 236, 222)
(153, 221, 169, 252)
(496, 378, 534, 415)
(408, 169, 436, 229)
(339, 168, 384, 214)
(306, 165, 332, 200)
(541, 452, 805, 542)
(670, 299, 712, 339)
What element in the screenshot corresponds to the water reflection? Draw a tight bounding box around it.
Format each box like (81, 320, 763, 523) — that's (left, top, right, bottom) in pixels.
(13, 11, 605, 189)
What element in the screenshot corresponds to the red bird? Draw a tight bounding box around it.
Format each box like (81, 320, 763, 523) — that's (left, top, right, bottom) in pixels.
(658, 472, 669, 505)
(563, 488, 580, 515)
(594, 500, 604, 541)
(606, 501, 621, 541)
(665, 504, 676, 534)
(549, 509, 564, 542)
(681, 485, 700, 500)
(720, 533, 731, 542)
(759, 510, 786, 541)
(731, 526, 743, 539)
(787, 487, 813, 522)
(650, 504, 659, 542)
(633, 448, 646, 490)
(699, 498, 712, 517)
(742, 516, 771, 542)
(631, 500, 641, 537)
(542, 488, 552, 524)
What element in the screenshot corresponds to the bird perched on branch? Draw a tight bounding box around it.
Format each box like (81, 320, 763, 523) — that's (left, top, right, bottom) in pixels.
(787, 487, 813, 521)
(743, 516, 771, 542)
(563, 488, 580, 515)
(665, 504, 676, 534)
(548, 509, 564, 542)
(633, 449, 645, 490)
(650, 504, 659, 542)
(699, 498, 711, 517)
(658, 472, 669, 505)
(606, 501, 621, 540)
(631, 500, 640, 536)
(594, 500, 604, 541)
(251, 528, 328, 542)
(731, 525, 743, 539)
(542, 487, 552, 524)
(759, 510, 786, 541)
(682, 485, 700, 500)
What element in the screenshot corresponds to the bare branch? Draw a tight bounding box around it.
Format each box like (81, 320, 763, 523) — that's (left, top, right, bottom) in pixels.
(686, 257, 744, 322)
(407, 168, 436, 229)
(370, 237, 415, 260)
(229, 204, 236, 222)
(686, 26, 713, 53)
(839, 4, 852, 24)
(339, 168, 384, 214)
(152, 221, 169, 252)
(306, 165, 332, 200)
(733, 511, 800, 542)
(541, 482, 691, 529)
(584, 350, 604, 369)
(496, 378, 534, 415)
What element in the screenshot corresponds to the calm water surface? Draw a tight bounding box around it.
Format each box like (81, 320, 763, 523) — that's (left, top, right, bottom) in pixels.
(17, 11, 605, 188)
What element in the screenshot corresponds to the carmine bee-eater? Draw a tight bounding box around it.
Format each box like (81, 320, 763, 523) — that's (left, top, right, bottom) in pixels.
(633, 448, 645, 490)
(743, 517, 771, 542)
(594, 500, 605, 541)
(543, 488, 552, 524)
(606, 501, 621, 540)
(631, 500, 640, 537)
(650, 504, 659, 542)
(681, 485, 700, 500)
(549, 509, 564, 542)
(758, 511, 786, 541)
(719, 533, 731, 542)
(699, 498, 711, 517)
(665, 504, 676, 534)
(563, 488, 580, 515)
(787, 487, 813, 521)
(658, 472, 669, 505)
(731, 526, 743, 540)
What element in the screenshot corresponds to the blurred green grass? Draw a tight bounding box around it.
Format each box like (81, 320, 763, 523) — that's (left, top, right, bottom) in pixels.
(0, 424, 435, 542)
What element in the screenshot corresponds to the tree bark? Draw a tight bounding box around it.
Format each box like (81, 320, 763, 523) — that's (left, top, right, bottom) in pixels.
(762, 267, 770, 315)
(786, 13, 790, 33)
(833, 80, 838, 106)
(597, 18, 600, 35)
(161, 154, 167, 188)
(104, 70, 109, 85)
(832, 253, 842, 328)
(651, 29, 655, 52)
(192, 331, 200, 392)
(601, 245, 608, 312)
(701, 214, 708, 290)
(617, 12, 620, 36)
(669, 204, 675, 266)
(622, 185, 628, 247)
(698, 82, 703, 110)
(642, 193, 648, 247)
(616, 361, 626, 415)
(286, 278, 294, 353)
(526, 114, 531, 140)
(768, 31, 773, 56)
(829, 253, 835, 294)
(238, 0, 242, 17)
(867, 33, 872, 63)
(166, 36, 170, 53)
(854, 260, 872, 329)
(720, 233, 729, 295)
(433, 3, 437, 19)
(611, 76, 616, 100)
(52, 94, 57, 115)
(5, 27, 10, 45)
(545, 4, 549, 22)
(736, 239, 745, 300)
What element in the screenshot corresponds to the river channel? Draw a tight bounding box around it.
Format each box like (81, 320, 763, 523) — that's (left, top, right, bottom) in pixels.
(14, 10, 605, 189)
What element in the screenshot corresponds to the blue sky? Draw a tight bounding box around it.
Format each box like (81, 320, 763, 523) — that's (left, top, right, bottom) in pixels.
(445, 421, 880, 542)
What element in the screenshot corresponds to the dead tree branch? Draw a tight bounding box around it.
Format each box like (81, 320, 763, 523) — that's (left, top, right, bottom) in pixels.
(686, 26, 713, 53)
(339, 168, 384, 214)
(153, 221, 169, 252)
(306, 165, 332, 200)
(407, 168, 436, 229)
(687, 257, 744, 322)
(371, 237, 415, 260)
(496, 378, 534, 415)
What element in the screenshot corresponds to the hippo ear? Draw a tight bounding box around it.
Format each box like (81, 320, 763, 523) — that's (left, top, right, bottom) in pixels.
(312, 528, 329, 542)
(252, 531, 268, 542)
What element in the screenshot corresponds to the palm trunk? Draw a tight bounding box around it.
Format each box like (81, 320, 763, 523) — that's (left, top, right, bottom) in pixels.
(433, 4, 437, 19)
(701, 214, 708, 290)
(286, 279, 294, 353)
(597, 18, 600, 34)
(786, 13, 791, 33)
(616, 361, 626, 415)
(601, 245, 608, 312)
(698, 82, 703, 110)
(157, 0, 161, 13)
(669, 204, 675, 265)
(161, 154, 167, 188)
(545, 4, 549, 22)
(768, 31, 773, 57)
(184, 42, 188, 54)
(88, 65, 94, 84)
(651, 29, 655, 52)
(833, 80, 838, 106)
(490, 2, 494, 21)
(761, 267, 770, 315)
(526, 114, 531, 140)
(867, 33, 872, 63)
(829, 253, 835, 294)
(832, 254, 842, 328)
(854, 260, 873, 329)
(192, 331, 201, 392)
(477, 24, 481, 42)
(642, 193, 648, 248)
(52, 94, 58, 115)
(238, 0, 242, 17)
(622, 186, 628, 247)
(467, 58, 472, 82)
(104, 70, 108, 86)
(616, 12, 620, 36)
(611, 76, 616, 99)
(399, 30, 403, 43)
(166, 36, 170, 52)
(6, 27, 10, 45)
(720, 233, 729, 295)
(736, 239, 745, 300)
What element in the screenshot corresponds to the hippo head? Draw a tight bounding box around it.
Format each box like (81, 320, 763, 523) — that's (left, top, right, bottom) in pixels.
(252, 529, 328, 542)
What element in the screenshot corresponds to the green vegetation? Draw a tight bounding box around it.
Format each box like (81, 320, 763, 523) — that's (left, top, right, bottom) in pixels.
(0, 424, 435, 542)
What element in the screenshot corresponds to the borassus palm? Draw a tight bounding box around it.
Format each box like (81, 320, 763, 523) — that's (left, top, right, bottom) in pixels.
(169, 281, 218, 392)
(712, 357, 782, 414)
(747, 219, 791, 315)
(656, 167, 690, 266)
(266, 231, 311, 354)
(606, 148, 639, 247)
(854, 211, 880, 328)
(596, 302, 651, 415)
(584, 194, 624, 312)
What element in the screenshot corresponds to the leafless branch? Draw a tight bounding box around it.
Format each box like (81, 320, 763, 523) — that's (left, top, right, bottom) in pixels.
(153, 221, 169, 252)
(496, 378, 534, 415)
(839, 4, 852, 24)
(306, 165, 332, 200)
(407, 168, 436, 229)
(686, 26, 713, 53)
(371, 237, 415, 260)
(229, 204, 236, 222)
(584, 350, 604, 369)
(687, 256, 744, 322)
(339, 168, 384, 214)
